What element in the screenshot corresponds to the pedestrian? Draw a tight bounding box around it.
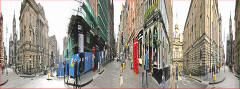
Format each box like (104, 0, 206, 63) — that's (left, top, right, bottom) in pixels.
(162, 60, 165, 88)
(206, 65, 208, 81)
(176, 63, 178, 80)
(63, 61, 66, 82)
(120, 73, 123, 86)
(176, 63, 178, 88)
(145, 50, 149, 87)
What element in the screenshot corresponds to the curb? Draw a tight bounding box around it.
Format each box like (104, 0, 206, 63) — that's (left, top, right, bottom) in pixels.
(209, 76, 226, 84)
(20, 75, 36, 78)
(189, 76, 202, 83)
(234, 73, 239, 79)
(63, 59, 111, 87)
(183, 74, 202, 83)
(98, 68, 105, 74)
(101, 59, 114, 67)
(0, 79, 8, 86)
(64, 67, 104, 87)
(185, 74, 226, 85)
(65, 78, 93, 87)
(0, 76, 8, 86)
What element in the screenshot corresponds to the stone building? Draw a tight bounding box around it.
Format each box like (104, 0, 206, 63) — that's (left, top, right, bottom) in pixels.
(19, 0, 49, 74)
(0, 15, 7, 74)
(48, 35, 57, 68)
(226, 15, 234, 70)
(64, 0, 114, 66)
(172, 24, 183, 72)
(62, 36, 68, 60)
(165, 0, 173, 62)
(234, 0, 239, 75)
(87, 0, 114, 54)
(183, 0, 220, 76)
(88, 0, 115, 59)
(124, 0, 136, 61)
(117, 4, 126, 61)
(2, 43, 7, 71)
(108, 0, 115, 59)
(218, 15, 224, 67)
(0, 13, 4, 70)
(0, 13, 3, 66)
(134, 0, 144, 68)
(143, 0, 172, 84)
(9, 12, 19, 67)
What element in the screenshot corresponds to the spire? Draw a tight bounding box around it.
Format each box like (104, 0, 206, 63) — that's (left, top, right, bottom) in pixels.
(13, 10, 16, 24)
(176, 12, 178, 24)
(229, 12, 232, 35)
(230, 12, 232, 23)
(175, 12, 179, 39)
(13, 10, 16, 35)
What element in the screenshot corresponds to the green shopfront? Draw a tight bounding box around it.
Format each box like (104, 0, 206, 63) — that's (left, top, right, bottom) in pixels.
(143, 0, 171, 84)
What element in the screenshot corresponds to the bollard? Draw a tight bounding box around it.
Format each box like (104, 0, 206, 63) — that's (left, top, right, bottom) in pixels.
(123, 63, 125, 69)
(213, 74, 216, 82)
(48, 73, 50, 79)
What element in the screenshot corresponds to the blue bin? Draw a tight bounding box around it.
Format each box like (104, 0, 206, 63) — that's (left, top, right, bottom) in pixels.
(57, 62, 64, 76)
(69, 54, 80, 77)
(69, 56, 74, 77)
(84, 52, 93, 72)
(61, 68, 64, 76)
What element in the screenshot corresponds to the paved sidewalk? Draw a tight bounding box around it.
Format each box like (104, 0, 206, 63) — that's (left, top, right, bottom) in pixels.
(0, 68, 8, 86)
(65, 68, 101, 87)
(120, 59, 172, 88)
(233, 69, 239, 79)
(0, 73, 8, 86)
(188, 66, 226, 85)
(65, 59, 111, 87)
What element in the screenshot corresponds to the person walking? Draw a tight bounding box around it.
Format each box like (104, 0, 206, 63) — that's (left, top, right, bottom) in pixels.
(175, 63, 178, 88)
(63, 61, 65, 82)
(162, 60, 165, 88)
(145, 50, 149, 88)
